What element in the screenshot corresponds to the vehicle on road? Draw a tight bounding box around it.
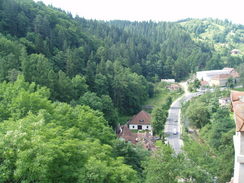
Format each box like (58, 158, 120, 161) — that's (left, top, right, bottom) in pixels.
(173, 128, 177, 135)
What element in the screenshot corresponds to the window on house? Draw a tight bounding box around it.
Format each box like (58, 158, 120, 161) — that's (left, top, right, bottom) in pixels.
(147, 126, 148, 128)
(139, 119, 144, 122)
(132, 126, 134, 128)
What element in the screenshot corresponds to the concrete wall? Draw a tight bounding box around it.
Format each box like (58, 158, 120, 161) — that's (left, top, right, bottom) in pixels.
(129, 124, 152, 130)
(196, 70, 230, 82)
(233, 132, 244, 183)
(210, 79, 228, 87)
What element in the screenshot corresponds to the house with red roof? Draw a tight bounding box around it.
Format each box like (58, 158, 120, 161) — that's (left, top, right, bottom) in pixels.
(117, 124, 155, 150)
(128, 110, 152, 131)
(117, 125, 137, 144)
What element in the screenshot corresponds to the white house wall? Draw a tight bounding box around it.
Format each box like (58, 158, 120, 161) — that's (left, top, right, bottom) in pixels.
(129, 124, 152, 131)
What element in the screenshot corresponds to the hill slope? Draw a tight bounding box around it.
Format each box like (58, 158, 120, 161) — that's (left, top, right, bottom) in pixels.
(179, 18, 244, 69)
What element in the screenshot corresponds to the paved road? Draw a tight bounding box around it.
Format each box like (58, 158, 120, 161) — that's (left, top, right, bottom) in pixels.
(164, 92, 203, 154)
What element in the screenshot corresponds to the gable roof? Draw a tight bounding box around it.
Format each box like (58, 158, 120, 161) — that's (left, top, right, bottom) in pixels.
(231, 91, 244, 132)
(117, 125, 137, 144)
(128, 110, 151, 125)
(231, 91, 244, 102)
(211, 74, 231, 80)
(117, 125, 156, 150)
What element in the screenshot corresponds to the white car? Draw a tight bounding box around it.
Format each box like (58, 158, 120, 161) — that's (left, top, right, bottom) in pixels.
(173, 128, 177, 135)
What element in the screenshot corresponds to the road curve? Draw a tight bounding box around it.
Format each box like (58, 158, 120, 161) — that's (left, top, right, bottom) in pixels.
(164, 92, 203, 154)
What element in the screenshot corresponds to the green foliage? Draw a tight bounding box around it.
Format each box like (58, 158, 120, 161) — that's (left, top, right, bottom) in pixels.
(151, 108, 167, 136)
(188, 79, 201, 92)
(238, 63, 244, 87)
(186, 101, 210, 128)
(0, 75, 51, 121)
(183, 138, 217, 182)
(144, 145, 180, 183)
(0, 77, 139, 182)
(113, 140, 150, 180)
(182, 90, 235, 182)
(78, 92, 118, 128)
(180, 18, 244, 69)
(0, 1, 242, 182)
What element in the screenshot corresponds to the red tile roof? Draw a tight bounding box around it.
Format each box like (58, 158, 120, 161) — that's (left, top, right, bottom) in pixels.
(166, 84, 181, 90)
(128, 110, 151, 125)
(211, 74, 231, 80)
(230, 71, 240, 78)
(117, 125, 156, 150)
(231, 91, 244, 102)
(223, 68, 240, 78)
(231, 91, 244, 132)
(117, 125, 137, 144)
(201, 80, 209, 86)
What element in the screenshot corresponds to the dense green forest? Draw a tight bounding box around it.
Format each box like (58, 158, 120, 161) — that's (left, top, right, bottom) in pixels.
(182, 90, 235, 182)
(0, 0, 243, 182)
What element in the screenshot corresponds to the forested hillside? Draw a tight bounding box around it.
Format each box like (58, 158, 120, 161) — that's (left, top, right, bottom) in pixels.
(179, 18, 244, 69)
(0, 0, 216, 118)
(0, 0, 243, 182)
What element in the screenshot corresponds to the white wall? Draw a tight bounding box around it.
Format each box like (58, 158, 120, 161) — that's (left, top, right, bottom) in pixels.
(196, 70, 230, 82)
(233, 132, 244, 183)
(129, 124, 152, 131)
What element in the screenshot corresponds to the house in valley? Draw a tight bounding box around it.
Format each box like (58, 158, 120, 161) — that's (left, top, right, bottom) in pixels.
(197, 68, 239, 87)
(116, 110, 155, 150)
(117, 124, 155, 150)
(128, 110, 152, 130)
(209, 74, 231, 87)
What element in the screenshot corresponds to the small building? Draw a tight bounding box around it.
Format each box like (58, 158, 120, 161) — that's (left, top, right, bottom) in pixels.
(166, 83, 181, 91)
(197, 68, 239, 87)
(161, 79, 175, 83)
(231, 49, 240, 55)
(196, 69, 230, 82)
(219, 97, 231, 106)
(117, 125, 156, 150)
(209, 74, 231, 87)
(128, 110, 152, 130)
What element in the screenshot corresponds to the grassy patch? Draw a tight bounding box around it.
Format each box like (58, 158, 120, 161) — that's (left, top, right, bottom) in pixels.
(143, 82, 183, 111)
(233, 88, 244, 91)
(119, 82, 183, 124)
(155, 140, 164, 148)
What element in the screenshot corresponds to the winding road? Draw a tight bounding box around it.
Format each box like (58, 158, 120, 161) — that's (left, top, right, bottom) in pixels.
(164, 82, 203, 154)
